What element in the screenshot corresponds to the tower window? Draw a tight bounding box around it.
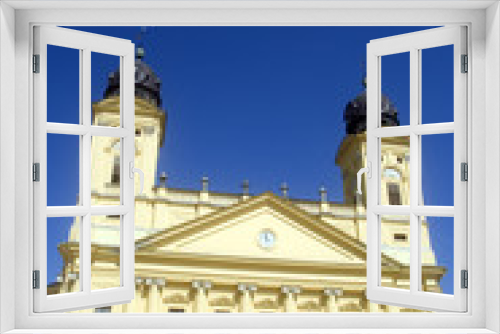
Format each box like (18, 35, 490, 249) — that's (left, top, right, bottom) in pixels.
(111, 155, 120, 184)
(394, 233, 408, 242)
(387, 183, 401, 205)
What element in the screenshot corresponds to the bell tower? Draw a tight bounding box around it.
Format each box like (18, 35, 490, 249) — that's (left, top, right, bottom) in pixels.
(335, 82, 406, 207)
(335, 81, 419, 270)
(91, 47, 166, 201)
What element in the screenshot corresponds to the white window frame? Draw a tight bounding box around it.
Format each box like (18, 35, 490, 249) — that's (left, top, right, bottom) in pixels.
(365, 26, 467, 313)
(1, 2, 499, 333)
(32, 26, 136, 313)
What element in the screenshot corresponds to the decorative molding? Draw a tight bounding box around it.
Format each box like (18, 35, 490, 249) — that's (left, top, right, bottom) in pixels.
(297, 300, 321, 311)
(254, 298, 279, 310)
(163, 293, 190, 305)
(209, 296, 235, 307)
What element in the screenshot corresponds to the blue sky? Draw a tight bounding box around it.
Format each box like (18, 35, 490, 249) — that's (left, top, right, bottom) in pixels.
(46, 26, 455, 296)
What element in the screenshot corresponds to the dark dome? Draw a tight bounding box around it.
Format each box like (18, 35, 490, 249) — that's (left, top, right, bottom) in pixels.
(344, 91, 399, 134)
(104, 58, 162, 108)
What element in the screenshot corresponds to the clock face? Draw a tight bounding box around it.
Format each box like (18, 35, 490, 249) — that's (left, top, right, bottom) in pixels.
(258, 230, 276, 249)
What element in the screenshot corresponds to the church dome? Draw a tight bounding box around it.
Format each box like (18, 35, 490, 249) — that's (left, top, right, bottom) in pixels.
(104, 53, 162, 108)
(344, 87, 399, 135)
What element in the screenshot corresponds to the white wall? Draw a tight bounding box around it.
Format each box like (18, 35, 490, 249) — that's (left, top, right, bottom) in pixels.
(0, 2, 16, 333)
(485, 2, 500, 333)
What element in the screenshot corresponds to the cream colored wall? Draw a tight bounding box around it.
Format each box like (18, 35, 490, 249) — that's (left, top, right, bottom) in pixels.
(320, 216, 358, 238)
(162, 206, 362, 264)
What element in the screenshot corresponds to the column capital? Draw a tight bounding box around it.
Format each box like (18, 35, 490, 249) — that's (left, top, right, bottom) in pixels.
(155, 278, 167, 287)
(137, 277, 167, 287)
(238, 283, 257, 292)
(192, 280, 212, 290)
(281, 286, 301, 294)
(324, 288, 343, 296)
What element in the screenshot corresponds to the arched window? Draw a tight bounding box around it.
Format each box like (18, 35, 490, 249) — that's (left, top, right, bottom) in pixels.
(111, 155, 120, 184)
(387, 182, 401, 205)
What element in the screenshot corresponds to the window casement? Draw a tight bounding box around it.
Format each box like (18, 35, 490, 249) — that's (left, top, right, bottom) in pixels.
(32, 26, 141, 312)
(362, 26, 467, 312)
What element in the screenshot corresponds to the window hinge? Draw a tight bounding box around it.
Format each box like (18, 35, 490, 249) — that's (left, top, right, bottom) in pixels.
(33, 270, 40, 289)
(33, 163, 40, 182)
(461, 54, 468, 73)
(461, 162, 468, 181)
(461, 270, 468, 289)
(33, 54, 40, 73)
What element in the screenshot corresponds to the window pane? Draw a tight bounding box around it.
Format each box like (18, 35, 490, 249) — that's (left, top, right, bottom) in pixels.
(421, 45, 454, 124)
(91, 215, 121, 291)
(421, 216, 454, 295)
(91, 136, 121, 205)
(47, 133, 80, 206)
(380, 137, 410, 205)
(47, 217, 80, 295)
(92, 52, 121, 127)
(380, 215, 410, 290)
(47, 45, 80, 124)
(421, 133, 454, 206)
(381, 52, 409, 127)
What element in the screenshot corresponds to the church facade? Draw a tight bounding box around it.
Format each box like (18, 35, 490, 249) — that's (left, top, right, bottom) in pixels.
(48, 52, 445, 313)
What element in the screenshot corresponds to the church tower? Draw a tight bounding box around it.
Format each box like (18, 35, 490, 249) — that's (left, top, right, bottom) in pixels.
(91, 48, 166, 203)
(335, 82, 408, 207)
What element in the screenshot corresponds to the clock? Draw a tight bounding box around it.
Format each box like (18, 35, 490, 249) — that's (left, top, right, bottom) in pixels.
(258, 230, 276, 249)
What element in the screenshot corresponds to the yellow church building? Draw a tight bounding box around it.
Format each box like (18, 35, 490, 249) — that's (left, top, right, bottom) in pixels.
(48, 51, 446, 313)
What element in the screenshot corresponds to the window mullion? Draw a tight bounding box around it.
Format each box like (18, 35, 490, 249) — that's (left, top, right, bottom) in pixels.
(82, 48, 92, 295)
(409, 48, 420, 294)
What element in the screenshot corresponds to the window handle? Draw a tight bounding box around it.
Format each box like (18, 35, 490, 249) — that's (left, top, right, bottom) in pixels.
(129, 161, 144, 195)
(357, 162, 372, 195)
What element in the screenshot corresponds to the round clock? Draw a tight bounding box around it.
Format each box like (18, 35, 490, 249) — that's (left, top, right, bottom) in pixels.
(258, 230, 276, 249)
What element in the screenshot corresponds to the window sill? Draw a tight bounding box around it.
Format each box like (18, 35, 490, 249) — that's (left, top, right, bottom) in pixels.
(3, 329, 497, 334)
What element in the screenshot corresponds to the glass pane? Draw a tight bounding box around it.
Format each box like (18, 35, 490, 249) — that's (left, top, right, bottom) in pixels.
(421, 216, 454, 295)
(380, 137, 410, 205)
(47, 217, 80, 295)
(421, 133, 454, 206)
(92, 52, 121, 127)
(421, 45, 454, 124)
(381, 52, 409, 127)
(47, 134, 80, 206)
(91, 136, 121, 205)
(91, 215, 121, 290)
(380, 215, 410, 290)
(47, 45, 80, 124)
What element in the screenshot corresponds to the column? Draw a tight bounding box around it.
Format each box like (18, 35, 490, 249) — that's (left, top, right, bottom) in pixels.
(131, 277, 144, 313)
(144, 278, 158, 313)
(192, 280, 211, 313)
(368, 301, 380, 313)
(282, 286, 300, 312)
(156, 278, 167, 312)
(121, 300, 130, 313)
(238, 283, 257, 312)
(323, 288, 342, 312)
(387, 305, 399, 313)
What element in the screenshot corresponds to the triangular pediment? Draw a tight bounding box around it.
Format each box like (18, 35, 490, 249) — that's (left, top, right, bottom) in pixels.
(136, 192, 401, 266)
